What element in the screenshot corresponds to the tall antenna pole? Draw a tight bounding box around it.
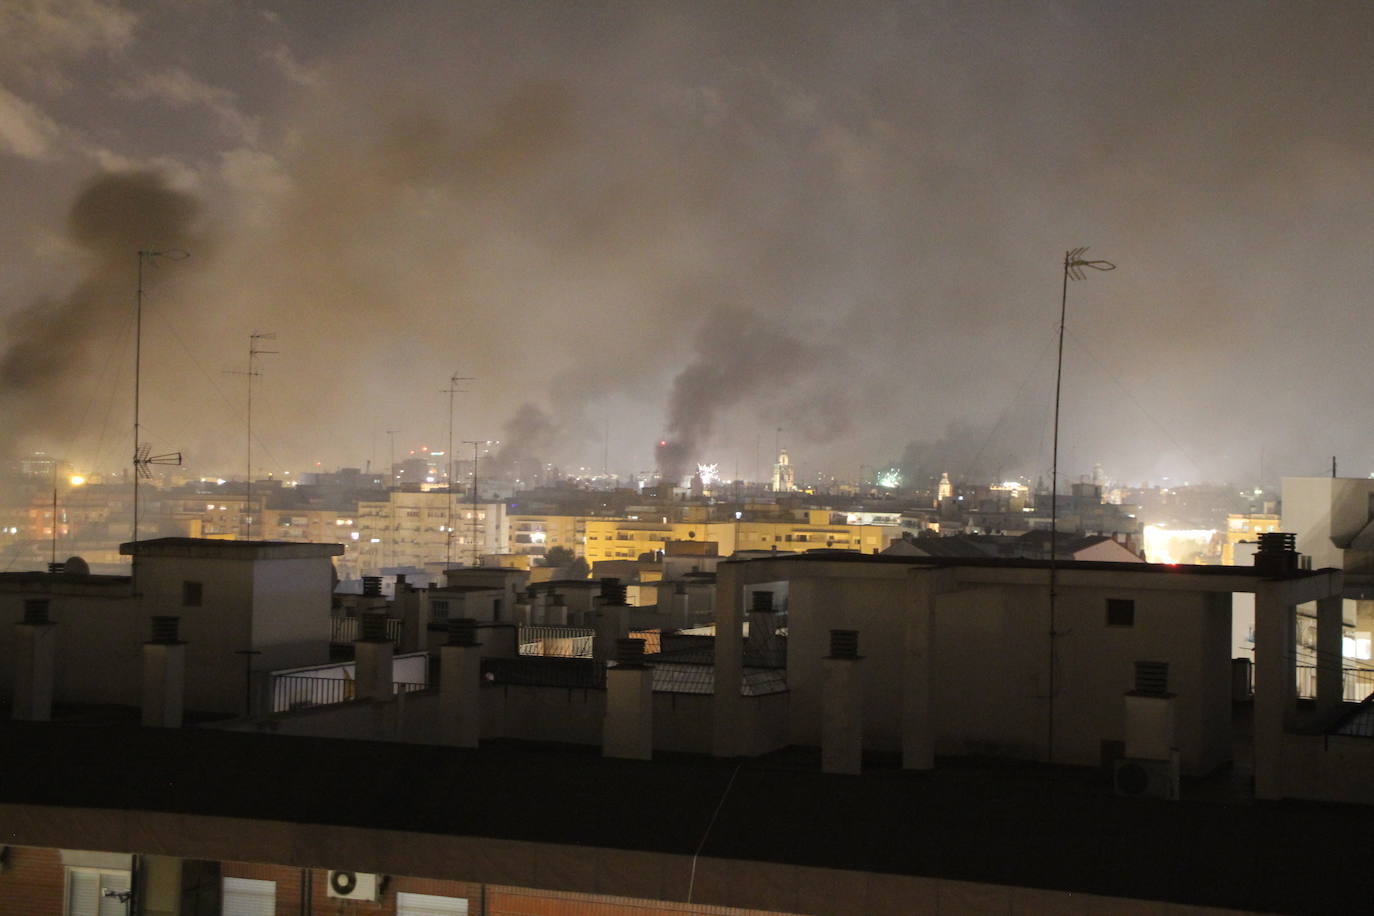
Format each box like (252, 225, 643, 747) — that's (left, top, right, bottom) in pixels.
(226, 333, 276, 539)
(441, 373, 474, 569)
(1048, 246, 1115, 763)
(385, 428, 400, 571)
(464, 440, 484, 567)
(131, 248, 188, 593)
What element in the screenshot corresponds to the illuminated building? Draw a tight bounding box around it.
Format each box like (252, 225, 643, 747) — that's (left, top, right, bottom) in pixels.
(582, 512, 900, 564)
(356, 490, 508, 571)
(507, 514, 585, 559)
(1222, 513, 1280, 565)
(937, 471, 953, 503)
(771, 449, 796, 492)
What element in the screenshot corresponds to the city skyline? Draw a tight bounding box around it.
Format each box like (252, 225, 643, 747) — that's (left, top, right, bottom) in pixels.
(3, 2, 1374, 491)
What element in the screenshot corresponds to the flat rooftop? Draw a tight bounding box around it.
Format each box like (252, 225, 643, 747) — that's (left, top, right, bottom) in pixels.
(729, 549, 1330, 579)
(0, 720, 1367, 914)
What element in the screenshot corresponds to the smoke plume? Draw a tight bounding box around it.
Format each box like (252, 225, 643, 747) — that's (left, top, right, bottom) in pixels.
(0, 170, 207, 458)
(657, 305, 850, 482)
(488, 402, 557, 483)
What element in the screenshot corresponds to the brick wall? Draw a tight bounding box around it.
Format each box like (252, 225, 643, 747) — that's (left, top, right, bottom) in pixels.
(221, 861, 480, 915)
(0, 846, 64, 916)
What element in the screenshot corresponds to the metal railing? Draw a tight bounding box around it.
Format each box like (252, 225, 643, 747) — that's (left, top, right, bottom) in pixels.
(1294, 665, 1374, 703)
(518, 626, 595, 658)
(330, 616, 403, 645)
(271, 676, 429, 713)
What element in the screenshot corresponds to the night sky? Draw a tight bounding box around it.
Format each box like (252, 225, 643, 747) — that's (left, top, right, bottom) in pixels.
(3, 1, 1373, 488)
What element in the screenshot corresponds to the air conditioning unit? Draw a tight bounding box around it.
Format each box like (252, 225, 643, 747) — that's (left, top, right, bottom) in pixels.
(327, 871, 380, 901)
(1113, 756, 1179, 800)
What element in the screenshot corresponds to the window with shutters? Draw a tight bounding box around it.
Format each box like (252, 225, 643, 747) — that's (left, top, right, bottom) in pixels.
(222, 877, 276, 916)
(397, 891, 470, 915)
(65, 867, 131, 916)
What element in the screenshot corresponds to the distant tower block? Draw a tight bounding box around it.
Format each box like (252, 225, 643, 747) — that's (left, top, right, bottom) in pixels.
(937, 472, 953, 503)
(772, 450, 796, 493)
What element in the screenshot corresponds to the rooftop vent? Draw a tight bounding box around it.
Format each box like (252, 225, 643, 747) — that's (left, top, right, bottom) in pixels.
(1255, 532, 1299, 576)
(446, 617, 479, 647)
(22, 598, 50, 625)
(149, 616, 182, 644)
(615, 637, 646, 665)
(599, 578, 627, 606)
(1134, 660, 1169, 696)
(360, 612, 388, 642)
(829, 629, 859, 660)
(362, 575, 383, 597)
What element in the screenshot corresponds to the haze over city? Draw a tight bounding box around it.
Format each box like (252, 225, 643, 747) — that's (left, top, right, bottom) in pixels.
(3, 1, 1374, 488)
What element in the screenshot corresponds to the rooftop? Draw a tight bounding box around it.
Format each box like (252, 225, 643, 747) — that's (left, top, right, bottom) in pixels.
(729, 549, 1327, 580)
(0, 719, 1367, 914)
(119, 537, 345, 559)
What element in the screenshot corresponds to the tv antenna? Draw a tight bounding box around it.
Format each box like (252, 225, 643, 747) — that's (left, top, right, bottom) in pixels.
(463, 440, 488, 567)
(441, 373, 474, 569)
(131, 248, 188, 593)
(1047, 245, 1115, 763)
(224, 332, 277, 538)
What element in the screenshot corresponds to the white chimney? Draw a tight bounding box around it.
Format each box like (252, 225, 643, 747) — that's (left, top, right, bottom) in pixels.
(603, 638, 653, 760)
(822, 629, 863, 774)
(672, 582, 692, 630)
(440, 619, 483, 747)
(142, 616, 185, 728)
(1124, 660, 1176, 760)
(396, 576, 426, 654)
(13, 599, 56, 721)
(544, 592, 567, 626)
(353, 612, 394, 700)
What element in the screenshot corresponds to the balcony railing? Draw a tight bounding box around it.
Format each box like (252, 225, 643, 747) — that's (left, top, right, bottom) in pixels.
(519, 626, 595, 658)
(330, 616, 403, 646)
(1294, 665, 1374, 703)
(271, 675, 428, 712)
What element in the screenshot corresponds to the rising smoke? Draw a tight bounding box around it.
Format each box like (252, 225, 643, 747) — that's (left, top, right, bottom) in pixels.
(0, 171, 207, 459)
(7, 3, 1374, 482)
(656, 304, 851, 482)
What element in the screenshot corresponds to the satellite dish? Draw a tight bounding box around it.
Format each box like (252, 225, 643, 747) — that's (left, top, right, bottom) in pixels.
(63, 556, 90, 576)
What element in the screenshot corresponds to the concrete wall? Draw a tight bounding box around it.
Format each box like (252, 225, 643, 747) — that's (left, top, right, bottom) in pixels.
(780, 567, 1233, 774)
(786, 576, 907, 750)
(1281, 732, 1374, 806)
(251, 559, 333, 675)
(485, 683, 606, 745)
(0, 579, 252, 714)
(1283, 476, 1374, 572)
(653, 692, 713, 753)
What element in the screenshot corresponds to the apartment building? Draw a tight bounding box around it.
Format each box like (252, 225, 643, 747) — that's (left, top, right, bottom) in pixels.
(356, 491, 509, 572)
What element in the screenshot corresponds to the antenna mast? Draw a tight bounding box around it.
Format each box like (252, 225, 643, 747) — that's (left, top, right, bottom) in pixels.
(225, 333, 277, 539)
(441, 373, 474, 569)
(1048, 246, 1115, 763)
(131, 249, 188, 592)
(464, 440, 485, 567)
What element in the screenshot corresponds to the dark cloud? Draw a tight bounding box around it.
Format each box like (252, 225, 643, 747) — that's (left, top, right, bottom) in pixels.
(0, 170, 207, 456)
(4, 2, 1374, 484)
